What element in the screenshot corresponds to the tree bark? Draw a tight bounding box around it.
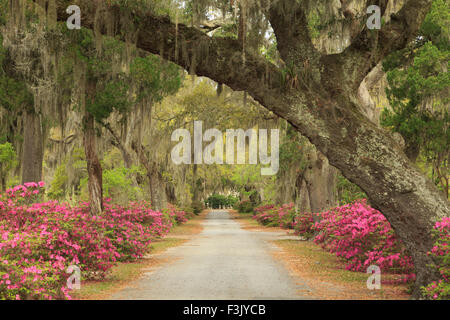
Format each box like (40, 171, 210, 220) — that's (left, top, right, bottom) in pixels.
(295, 175, 311, 213)
(0, 174, 6, 193)
(105, 124, 133, 168)
(192, 163, 199, 204)
(83, 110, 103, 215)
(131, 141, 166, 211)
(304, 150, 338, 222)
(21, 110, 43, 184)
(150, 169, 166, 212)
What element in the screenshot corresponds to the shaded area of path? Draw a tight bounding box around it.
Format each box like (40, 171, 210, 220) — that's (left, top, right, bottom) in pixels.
(111, 210, 311, 300)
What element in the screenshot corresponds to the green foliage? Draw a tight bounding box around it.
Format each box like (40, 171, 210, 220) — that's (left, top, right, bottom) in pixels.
(236, 199, 255, 213)
(79, 165, 144, 204)
(206, 194, 238, 209)
(307, 11, 321, 39)
(191, 200, 204, 215)
(336, 174, 367, 205)
(0, 0, 7, 26)
(420, 0, 449, 50)
(381, 0, 449, 196)
(0, 143, 16, 167)
(212, 23, 238, 39)
(88, 79, 131, 122)
(279, 125, 306, 173)
(102, 166, 144, 203)
(47, 162, 68, 200)
(48, 148, 88, 200)
(130, 55, 182, 103)
(0, 142, 17, 189)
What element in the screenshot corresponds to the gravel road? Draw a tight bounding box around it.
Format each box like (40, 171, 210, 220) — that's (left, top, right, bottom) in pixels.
(111, 210, 311, 300)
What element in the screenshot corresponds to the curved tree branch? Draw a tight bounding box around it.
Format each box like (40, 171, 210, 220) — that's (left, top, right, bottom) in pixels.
(321, 0, 433, 92)
(49, 0, 285, 110)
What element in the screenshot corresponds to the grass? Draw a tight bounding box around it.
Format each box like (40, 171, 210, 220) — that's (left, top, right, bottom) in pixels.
(71, 210, 208, 300)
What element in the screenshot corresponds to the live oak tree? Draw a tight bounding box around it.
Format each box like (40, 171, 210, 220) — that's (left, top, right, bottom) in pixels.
(31, 0, 450, 297)
(58, 27, 132, 215)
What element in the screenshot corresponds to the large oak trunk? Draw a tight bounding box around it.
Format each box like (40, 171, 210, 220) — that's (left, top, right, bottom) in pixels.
(21, 110, 43, 184)
(304, 149, 338, 221)
(83, 110, 103, 215)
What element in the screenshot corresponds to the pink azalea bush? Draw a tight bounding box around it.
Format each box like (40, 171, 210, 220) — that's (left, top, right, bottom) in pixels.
(253, 201, 415, 276)
(253, 204, 314, 237)
(313, 200, 414, 276)
(253, 204, 277, 226)
(422, 217, 449, 300)
(292, 212, 314, 238)
(164, 204, 192, 225)
(0, 183, 191, 300)
(253, 203, 296, 228)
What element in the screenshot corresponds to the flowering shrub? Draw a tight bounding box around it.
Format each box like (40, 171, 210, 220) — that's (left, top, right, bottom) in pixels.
(253, 200, 417, 280)
(164, 204, 192, 225)
(0, 183, 191, 300)
(253, 204, 277, 226)
(292, 212, 314, 238)
(253, 203, 296, 229)
(313, 200, 414, 275)
(277, 203, 296, 229)
(100, 201, 172, 262)
(2, 182, 45, 205)
(422, 217, 449, 300)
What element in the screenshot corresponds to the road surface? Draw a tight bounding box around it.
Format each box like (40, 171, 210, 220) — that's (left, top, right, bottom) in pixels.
(111, 210, 311, 300)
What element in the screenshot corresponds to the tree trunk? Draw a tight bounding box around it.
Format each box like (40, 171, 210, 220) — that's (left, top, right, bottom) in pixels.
(295, 173, 311, 213)
(149, 168, 166, 212)
(21, 110, 43, 184)
(0, 174, 6, 193)
(166, 183, 176, 204)
(131, 141, 166, 211)
(304, 149, 338, 222)
(106, 124, 133, 168)
(83, 110, 103, 215)
(192, 163, 199, 204)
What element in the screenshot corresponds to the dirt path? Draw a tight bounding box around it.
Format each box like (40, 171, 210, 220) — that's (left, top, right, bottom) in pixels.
(110, 210, 311, 300)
